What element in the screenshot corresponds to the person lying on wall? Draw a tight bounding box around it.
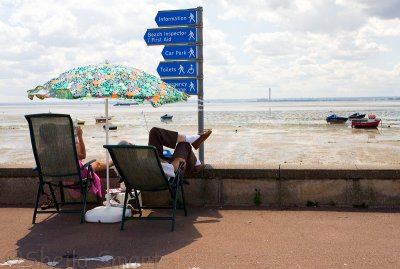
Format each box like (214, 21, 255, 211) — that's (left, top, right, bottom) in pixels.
(116, 127, 212, 177)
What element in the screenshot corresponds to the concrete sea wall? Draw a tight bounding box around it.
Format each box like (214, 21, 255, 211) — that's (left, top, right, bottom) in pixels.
(0, 165, 399, 207)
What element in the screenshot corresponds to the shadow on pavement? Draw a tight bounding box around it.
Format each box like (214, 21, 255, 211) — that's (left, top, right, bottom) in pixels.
(16, 207, 222, 268)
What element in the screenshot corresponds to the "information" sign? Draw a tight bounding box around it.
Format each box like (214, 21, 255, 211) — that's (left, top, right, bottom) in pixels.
(155, 10, 197, 27)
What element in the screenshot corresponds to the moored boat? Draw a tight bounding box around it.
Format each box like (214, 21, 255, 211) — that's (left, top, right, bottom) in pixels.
(326, 114, 348, 124)
(161, 114, 173, 120)
(76, 118, 85, 125)
(351, 114, 381, 128)
(348, 112, 366, 119)
(113, 101, 139, 106)
(95, 116, 113, 123)
(103, 124, 117, 130)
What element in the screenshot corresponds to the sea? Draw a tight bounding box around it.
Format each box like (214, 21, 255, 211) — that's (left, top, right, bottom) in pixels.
(1, 97, 400, 168)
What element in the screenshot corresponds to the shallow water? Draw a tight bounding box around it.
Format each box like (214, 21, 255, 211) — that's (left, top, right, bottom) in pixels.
(1, 100, 399, 167)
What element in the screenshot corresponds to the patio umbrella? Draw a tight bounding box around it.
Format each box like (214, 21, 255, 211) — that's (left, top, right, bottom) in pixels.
(27, 63, 189, 223)
(27, 63, 188, 106)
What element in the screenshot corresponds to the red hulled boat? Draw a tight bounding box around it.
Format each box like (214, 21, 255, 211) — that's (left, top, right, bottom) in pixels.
(351, 114, 381, 128)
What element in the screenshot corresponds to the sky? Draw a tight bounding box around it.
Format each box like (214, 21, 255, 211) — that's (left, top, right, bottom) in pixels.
(0, 0, 399, 101)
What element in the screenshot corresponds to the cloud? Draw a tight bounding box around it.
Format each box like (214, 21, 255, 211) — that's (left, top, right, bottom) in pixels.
(243, 31, 387, 62)
(216, 0, 367, 33)
(0, 0, 162, 98)
(355, 0, 400, 19)
(359, 17, 400, 37)
(204, 28, 237, 66)
(217, 0, 294, 22)
(8, 0, 155, 46)
(0, 0, 399, 100)
(236, 59, 399, 98)
(287, 0, 366, 33)
(243, 32, 298, 57)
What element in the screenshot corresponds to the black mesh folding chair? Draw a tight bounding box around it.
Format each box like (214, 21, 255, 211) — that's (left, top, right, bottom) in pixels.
(104, 145, 187, 231)
(25, 113, 100, 224)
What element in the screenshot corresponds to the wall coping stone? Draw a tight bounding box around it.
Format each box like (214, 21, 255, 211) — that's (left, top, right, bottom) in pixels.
(1, 165, 399, 180)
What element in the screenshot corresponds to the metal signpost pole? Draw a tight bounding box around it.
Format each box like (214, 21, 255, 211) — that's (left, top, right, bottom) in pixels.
(197, 6, 204, 162)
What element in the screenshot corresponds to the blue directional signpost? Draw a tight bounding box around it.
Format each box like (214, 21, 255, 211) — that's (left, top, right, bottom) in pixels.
(157, 61, 197, 77)
(161, 78, 198, 94)
(155, 10, 197, 27)
(162, 45, 197, 60)
(144, 7, 205, 161)
(144, 27, 197, 45)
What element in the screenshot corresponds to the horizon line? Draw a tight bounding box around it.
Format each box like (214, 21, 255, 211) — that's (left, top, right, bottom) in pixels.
(1, 95, 400, 105)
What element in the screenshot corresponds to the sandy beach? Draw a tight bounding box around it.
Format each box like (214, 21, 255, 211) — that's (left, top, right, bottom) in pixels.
(0, 100, 399, 168)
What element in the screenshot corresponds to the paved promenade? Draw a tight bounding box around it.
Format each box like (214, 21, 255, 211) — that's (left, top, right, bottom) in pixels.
(0, 206, 399, 268)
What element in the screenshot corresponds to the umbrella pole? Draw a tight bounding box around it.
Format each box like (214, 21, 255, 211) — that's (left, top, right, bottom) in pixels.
(105, 98, 110, 208)
(85, 98, 129, 223)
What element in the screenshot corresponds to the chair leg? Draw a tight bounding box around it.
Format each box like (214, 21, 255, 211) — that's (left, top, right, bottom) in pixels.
(171, 191, 178, 232)
(180, 183, 187, 216)
(32, 183, 42, 224)
(120, 190, 129, 230)
(170, 179, 182, 232)
(59, 182, 65, 203)
(133, 189, 142, 217)
(48, 183, 59, 211)
(80, 180, 89, 224)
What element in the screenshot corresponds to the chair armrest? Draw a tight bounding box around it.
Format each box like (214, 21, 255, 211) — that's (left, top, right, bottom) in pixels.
(80, 159, 96, 170)
(169, 161, 185, 191)
(175, 161, 184, 176)
(172, 161, 184, 184)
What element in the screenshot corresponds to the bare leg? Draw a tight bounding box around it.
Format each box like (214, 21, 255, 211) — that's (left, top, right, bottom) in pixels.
(171, 157, 186, 173)
(177, 134, 186, 143)
(173, 142, 197, 174)
(91, 160, 113, 173)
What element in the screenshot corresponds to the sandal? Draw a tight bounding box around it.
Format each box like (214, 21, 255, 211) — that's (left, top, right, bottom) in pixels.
(40, 197, 55, 210)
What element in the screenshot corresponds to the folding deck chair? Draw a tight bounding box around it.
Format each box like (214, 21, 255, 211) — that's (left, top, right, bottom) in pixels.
(104, 144, 187, 231)
(25, 113, 100, 224)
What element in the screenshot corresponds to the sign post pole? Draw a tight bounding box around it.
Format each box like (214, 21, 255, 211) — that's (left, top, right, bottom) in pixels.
(197, 6, 204, 162)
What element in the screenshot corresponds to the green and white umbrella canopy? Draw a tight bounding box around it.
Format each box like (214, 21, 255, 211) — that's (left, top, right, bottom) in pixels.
(27, 63, 189, 106)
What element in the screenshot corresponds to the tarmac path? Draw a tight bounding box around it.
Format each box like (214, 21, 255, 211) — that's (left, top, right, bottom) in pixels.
(0, 207, 399, 268)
